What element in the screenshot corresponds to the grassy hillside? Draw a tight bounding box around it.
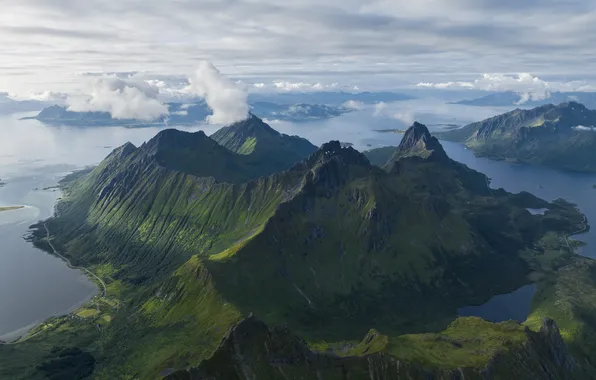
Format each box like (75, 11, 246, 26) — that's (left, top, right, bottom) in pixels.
(210, 114, 317, 171)
(0, 123, 593, 379)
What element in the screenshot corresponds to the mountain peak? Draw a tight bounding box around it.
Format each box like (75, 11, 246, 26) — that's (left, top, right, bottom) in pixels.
(312, 140, 371, 167)
(143, 128, 211, 155)
(392, 122, 448, 161)
(226, 113, 279, 137)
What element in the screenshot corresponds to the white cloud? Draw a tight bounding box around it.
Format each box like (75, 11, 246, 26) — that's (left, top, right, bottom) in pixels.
(343, 100, 363, 110)
(272, 81, 341, 92)
(392, 110, 415, 125)
(3, 1, 596, 97)
(253, 83, 267, 89)
(185, 61, 249, 125)
(373, 102, 387, 116)
(574, 125, 595, 131)
(8, 91, 68, 103)
(417, 73, 596, 104)
(67, 76, 168, 120)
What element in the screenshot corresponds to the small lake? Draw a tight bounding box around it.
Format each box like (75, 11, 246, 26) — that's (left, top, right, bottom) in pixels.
(458, 285, 537, 323)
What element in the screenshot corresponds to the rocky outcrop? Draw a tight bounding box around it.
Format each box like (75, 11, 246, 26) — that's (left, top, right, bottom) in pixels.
(164, 316, 591, 380)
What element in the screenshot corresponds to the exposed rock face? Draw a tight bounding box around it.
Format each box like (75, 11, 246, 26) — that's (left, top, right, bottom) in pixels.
(540, 318, 575, 373)
(390, 122, 449, 163)
(164, 316, 590, 380)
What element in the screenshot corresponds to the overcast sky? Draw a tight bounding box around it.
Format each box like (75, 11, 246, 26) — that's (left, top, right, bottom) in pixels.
(2, 0, 596, 96)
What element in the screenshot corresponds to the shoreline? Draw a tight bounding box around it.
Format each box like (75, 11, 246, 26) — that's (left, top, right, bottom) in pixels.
(0, 222, 106, 345)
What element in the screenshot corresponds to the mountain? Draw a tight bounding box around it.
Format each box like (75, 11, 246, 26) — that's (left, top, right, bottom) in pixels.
(210, 114, 317, 172)
(0, 123, 592, 379)
(250, 101, 353, 121)
(165, 316, 584, 380)
(436, 102, 596, 171)
(23, 101, 354, 127)
(0, 93, 52, 115)
(453, 91, 596, 109)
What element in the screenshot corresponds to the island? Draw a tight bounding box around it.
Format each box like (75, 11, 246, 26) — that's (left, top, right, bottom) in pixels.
(22, 101, 355, 127)
(452, 91, 596, 109)
(436, 101, 596, 172)
(0, 206, 24, 212)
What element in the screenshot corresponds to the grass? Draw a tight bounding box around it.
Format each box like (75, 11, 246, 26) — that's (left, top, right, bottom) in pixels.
(387, 318, 526, 369)
(525, 256, 596, 363)
(76, 309, 100, 319)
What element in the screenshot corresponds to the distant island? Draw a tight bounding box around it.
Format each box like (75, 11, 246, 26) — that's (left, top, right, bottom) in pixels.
(374, 128, 407, 134)
(23, 101, 357, 127)
(452, 91, 596, 109)
(437, 101, 596, 172)
(0, 206, 24, 212)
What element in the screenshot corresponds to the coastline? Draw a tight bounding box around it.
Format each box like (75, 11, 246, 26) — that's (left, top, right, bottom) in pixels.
(0, 178, 101, 345)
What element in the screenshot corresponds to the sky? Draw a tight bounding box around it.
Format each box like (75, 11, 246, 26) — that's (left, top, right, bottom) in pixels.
(2, 0, 596, 100)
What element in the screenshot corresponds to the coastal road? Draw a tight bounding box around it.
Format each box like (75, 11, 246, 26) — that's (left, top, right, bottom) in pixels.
(43, 223, 107, 297)
(0, 224, 107, 345)
(564, 207, 589, 254)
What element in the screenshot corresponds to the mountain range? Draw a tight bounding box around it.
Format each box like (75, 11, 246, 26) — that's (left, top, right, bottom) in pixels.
(1, 116, 594, 380)
(246, 90, 414, 105)
(436, 101, 596, 172)
(23, 101, 355, 126)
(0, 93, 54, 115)
(452, 91, 596, 109)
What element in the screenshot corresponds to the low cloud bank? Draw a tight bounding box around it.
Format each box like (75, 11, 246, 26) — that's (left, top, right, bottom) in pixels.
(63, 62, 250, 124)
(67, 76, 168, 120)
(416, 73, 596, 104)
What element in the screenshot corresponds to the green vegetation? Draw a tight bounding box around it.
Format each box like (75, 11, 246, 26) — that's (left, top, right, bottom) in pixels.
(211, 113, 317, 172)
(436, 102, 596, 172)
(1, 122, 594, 379)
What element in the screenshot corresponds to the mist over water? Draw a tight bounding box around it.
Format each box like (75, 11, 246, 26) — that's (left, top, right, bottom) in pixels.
(0, 99, 593, 336)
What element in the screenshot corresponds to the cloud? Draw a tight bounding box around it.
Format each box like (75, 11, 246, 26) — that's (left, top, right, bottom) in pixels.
(185, 61, 249, 125)
(417, 73, 596, 103)
(8, 91, 68, 102)
(373, 102, 387, 116)
(67, 76, 168, 120)
(391, 110, 415, 125)
(574, 125, 595, 131)
(343, 100, 363, 110)
(3, 0, 596, 96)
(272, 81, 340, 92)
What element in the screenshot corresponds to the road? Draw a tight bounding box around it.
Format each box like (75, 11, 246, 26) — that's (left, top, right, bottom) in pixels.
(0, 224, 107, 345)
(563, 207, 589, 254)
(43, 223, 107, 297)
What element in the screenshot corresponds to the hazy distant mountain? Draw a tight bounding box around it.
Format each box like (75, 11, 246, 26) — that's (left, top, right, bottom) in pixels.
(0, 93, 50, 115)
(247, 90, 414, 105)
(437, 101, 596, 171)
(24, 101, 354, 126)
(453, 91, 596, 109)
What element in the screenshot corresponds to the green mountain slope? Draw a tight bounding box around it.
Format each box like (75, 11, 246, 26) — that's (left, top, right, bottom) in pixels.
(210, 114, 317, 171)
(436, 102, 596, 171)
(165, 316, 587, 380)
(1, 123, 592, 380)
